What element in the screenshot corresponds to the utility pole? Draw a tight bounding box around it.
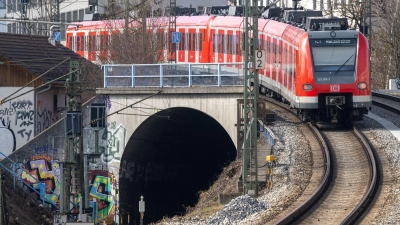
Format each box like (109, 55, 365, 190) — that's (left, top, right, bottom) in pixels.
(242, 0, 259, 197)
(64, 60, 84, 217)
(169, 0, 176, 63)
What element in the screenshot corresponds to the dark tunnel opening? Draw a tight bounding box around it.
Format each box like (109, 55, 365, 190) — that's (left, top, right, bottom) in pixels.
(119, 107, 237, 224)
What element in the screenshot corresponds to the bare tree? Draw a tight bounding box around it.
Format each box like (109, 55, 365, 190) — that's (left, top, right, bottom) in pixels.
(371, 0, 400, 89)
(95, 0, 171, 64)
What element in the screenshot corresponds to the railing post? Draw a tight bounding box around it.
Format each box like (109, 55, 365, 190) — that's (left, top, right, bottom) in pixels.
(218, 64, 222, 87)
(103, 66, 107, 88)
(132, 65, 135, 87)
(189, 64, 192, 87)
(12, 163, 15, 191)
(160, 65, 163, 87)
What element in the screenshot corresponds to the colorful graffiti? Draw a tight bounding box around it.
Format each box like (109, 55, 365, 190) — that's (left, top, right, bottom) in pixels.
(21, 158, 61, 208)
(89, 170, 117, 222)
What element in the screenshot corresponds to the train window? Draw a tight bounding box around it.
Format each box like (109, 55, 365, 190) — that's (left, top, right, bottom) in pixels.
(227, 35, 232, 55)
(69, 36, 73, 50)
(179, 32, 183, 50)
(99, 35, 104, 50)
(232, 34, 239, 55)
(76, 36, 81, 51)
(195, 32, 198, 51)
(82, 36, 86, 51)
(199, 32, 203, 51)
(186, 33, 189, 50)
(191, 33, 195, 51)
(222, 34, 226, 54)
(88, 35, 95, 52)
(312, 46, 356, 72)
(213, 34, 219, 53)
(219, 34, 223, 54)
(188, 33, 192, 51)
(190, 33, 194, 51)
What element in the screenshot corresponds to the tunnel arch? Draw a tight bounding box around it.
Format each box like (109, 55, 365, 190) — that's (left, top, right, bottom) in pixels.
(118, 107, 237, 224)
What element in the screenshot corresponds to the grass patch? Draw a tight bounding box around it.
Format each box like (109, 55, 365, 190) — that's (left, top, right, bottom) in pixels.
(186, 204, 225, 218)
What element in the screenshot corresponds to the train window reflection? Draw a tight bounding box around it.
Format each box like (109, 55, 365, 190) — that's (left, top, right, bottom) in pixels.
(311, 46, 356, 72)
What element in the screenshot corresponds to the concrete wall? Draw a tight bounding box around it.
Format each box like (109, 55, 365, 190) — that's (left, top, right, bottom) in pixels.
(1, 87, 242, 220)
(0, 87, 66, 156)
(0, 87, 35, 153)
(98, 87, 243, 153)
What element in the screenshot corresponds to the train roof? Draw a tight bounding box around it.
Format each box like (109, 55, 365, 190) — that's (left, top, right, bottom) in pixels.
(211, 16, 243, 28)
(175, 16, 215, 26)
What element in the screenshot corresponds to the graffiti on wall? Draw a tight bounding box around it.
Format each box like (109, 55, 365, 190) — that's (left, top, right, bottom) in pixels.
(100, 123, 126, 163)
(119, 160, 191, 185)
(0, 99, 34, 152)
(20, 156, 61, 209)
(101, 95, 112, 110)
(86, 122, 126, 163)
(89, 170, 117, 222)
(36, 107, 56, 134)
(0, 118, 16, 155)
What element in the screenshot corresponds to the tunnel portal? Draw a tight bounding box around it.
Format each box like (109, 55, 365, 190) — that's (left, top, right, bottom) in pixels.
(118, 107, 237, 224)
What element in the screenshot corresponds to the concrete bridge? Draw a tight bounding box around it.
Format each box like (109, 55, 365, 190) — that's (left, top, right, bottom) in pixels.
(4, 63, 264, 224)
(97, 86, 243, 223)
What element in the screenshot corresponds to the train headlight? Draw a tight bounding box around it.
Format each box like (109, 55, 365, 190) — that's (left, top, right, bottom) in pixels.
(357, 82, 367, 90)
(302, 83, 313, 91)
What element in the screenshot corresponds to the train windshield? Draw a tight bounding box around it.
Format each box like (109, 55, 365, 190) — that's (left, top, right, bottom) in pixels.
(310, 38, 357, 72)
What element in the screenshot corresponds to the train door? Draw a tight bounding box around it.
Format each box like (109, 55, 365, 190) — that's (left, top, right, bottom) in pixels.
(66, 32, 73, 50)
(271, 37, 277, 87)
(177, 28, 186, 62)
(266, 35, 271, 79)
(188, 28, 196, 63)
(277, 39, 282, 84)
(276, 38, 282, 94)
(210, 29, 217, 63)
(218, 29, 224, 63)
(88, 32, 96, 61)
(198, 29, 206, 63)
(76, 32, 85, 57)
(289, 45, 295, 101)
(263, 34, 268, 79)
(283, 42, 287, 90)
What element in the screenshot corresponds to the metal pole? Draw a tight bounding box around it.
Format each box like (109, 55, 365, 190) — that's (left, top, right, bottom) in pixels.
(242, 0, 259, 197)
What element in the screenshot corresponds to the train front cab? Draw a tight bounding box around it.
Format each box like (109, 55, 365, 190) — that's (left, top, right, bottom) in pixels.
(296, 31, 371, 123)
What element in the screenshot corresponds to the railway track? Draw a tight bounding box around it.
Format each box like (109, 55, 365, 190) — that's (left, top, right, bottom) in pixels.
(372, 91, 400, 115)
(261, 97, 379, 225)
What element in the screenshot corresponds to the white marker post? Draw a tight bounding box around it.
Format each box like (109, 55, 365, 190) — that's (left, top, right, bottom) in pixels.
(139, 196, 145, 225)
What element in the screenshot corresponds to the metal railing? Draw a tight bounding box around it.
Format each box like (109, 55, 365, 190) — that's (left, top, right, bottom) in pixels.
(259, 121, 278, 146)
(103, 63, 244, 88)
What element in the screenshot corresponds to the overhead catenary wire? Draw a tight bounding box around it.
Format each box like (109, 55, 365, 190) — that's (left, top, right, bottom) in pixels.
(85, 90, 163, 127)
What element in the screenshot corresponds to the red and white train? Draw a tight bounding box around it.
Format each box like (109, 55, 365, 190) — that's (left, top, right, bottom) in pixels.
(66, 14, 371, 123)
